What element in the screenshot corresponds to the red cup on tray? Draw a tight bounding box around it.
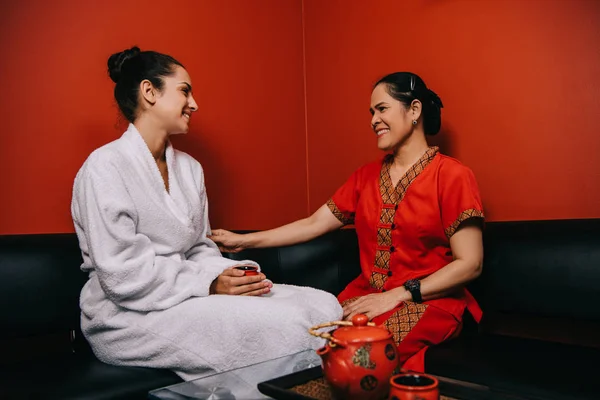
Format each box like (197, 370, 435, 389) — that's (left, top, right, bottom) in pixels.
(234, 265, 259, 276)
(388, 373, 439, 400)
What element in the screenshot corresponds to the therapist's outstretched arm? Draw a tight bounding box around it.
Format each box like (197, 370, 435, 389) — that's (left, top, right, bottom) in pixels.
(209, 204, 343, 252)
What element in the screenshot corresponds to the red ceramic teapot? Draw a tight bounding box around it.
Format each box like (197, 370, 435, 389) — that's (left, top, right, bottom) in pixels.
(309, 314, 399, 400)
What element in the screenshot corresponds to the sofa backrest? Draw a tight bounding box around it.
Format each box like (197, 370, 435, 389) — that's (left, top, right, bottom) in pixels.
(228, 219, 600, 326)
(0, 234, 85, 340)
(476, 219, 600, 321)
(2, 218, 598, 344)
(0, 230, 358, 342)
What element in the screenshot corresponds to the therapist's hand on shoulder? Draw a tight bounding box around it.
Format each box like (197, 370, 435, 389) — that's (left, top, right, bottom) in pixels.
(209, 266, 272, 296)
(209, 229, 246, 253)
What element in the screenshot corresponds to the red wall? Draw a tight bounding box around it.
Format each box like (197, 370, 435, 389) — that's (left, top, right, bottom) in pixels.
(304, 0, 600, 221)
(0, 0, 307, 234)
(1, 0, 599, 235)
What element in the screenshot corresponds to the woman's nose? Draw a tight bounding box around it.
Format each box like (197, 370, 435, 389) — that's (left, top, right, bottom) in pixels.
(371, 114, 380, 129)
(189, 95, 198, 112)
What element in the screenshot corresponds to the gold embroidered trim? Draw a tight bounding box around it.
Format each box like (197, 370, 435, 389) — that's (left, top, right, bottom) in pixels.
(381, 208, 395, 223)
(326, 198, 354, 225)
(445, 208, 484, 238)
(383, 302, 428, 345)
(380, 146, 439, 204)
(377, 227, 392, 244)
(369, 271, 387, 290)
(374, 250, 390, 270)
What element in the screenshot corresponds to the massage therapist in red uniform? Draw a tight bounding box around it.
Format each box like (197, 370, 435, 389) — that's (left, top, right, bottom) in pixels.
(210, 72, 485, 372)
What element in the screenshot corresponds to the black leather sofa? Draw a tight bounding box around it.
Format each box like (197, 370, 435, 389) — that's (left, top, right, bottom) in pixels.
(425, 219, 600, 400)
(1, 219, 599, 399)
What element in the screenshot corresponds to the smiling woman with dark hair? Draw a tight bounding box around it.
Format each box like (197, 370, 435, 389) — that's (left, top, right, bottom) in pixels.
(212, 72, 485, 373)
(70, 46, 342, 381)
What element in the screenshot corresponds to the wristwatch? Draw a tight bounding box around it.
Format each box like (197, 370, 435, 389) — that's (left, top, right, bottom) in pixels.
(403, 279, 423, 303)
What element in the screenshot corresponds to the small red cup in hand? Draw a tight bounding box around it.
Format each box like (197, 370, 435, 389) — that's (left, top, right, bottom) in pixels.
(234, 265, 259, 276)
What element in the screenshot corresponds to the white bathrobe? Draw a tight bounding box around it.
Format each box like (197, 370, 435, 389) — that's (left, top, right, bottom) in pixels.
(71, 124, 342, 380)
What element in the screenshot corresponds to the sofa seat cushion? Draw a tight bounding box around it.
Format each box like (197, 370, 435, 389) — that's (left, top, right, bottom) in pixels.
(426, 334, 600, 400)
(1, 353, 182, 400)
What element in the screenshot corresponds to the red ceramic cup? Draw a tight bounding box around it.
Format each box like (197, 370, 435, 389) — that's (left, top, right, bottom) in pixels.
(234, 265, 259, 276)
(388, 373, 439, 400)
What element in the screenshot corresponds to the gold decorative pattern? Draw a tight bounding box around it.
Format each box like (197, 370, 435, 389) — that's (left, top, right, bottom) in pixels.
(381, 208, 395, 223)
(377, 227, 392, 244)
(380, 156, 397, 204)
(444, 208, 485, 238)
(352, 343, 376, 369)
(369, 271, 387, 290)
(326, 198, 354, 225)
(374, 251, 390, 270)
(383, 302, 428, 346)
(291, 377, 334, 400)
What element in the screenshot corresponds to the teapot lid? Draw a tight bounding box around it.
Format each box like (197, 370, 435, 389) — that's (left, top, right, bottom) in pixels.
(332, 314, 391, 343)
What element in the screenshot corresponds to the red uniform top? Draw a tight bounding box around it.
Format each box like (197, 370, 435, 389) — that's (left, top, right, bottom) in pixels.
(329, 147, 483, 322)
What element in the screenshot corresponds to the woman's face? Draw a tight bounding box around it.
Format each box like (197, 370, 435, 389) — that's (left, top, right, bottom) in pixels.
(369, 83, 418, 151)
(151, 66, 198, 135)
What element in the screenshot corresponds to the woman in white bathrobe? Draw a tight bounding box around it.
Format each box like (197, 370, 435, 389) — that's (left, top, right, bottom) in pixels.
(70, 46, 342, 380)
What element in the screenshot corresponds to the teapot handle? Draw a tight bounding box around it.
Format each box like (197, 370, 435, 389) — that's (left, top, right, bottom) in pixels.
(308, 319, 376, 348)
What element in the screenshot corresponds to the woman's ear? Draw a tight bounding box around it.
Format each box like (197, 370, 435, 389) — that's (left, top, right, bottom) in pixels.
(140, 79, 157, 106)
(410, 99, 423, 121)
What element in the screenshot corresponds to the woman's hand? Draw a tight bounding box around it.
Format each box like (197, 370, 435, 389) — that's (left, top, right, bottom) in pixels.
(342, 290, 407, 320)
(209, 229, 247, 253)
(209, 266, 272, 296)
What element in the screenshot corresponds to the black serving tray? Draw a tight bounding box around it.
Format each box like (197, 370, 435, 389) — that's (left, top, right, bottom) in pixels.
(257, 366, 329, 400)
(256, 365, 541, 400)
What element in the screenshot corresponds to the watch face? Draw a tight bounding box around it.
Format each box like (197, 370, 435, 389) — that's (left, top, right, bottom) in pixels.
(405, 279, 420, 291)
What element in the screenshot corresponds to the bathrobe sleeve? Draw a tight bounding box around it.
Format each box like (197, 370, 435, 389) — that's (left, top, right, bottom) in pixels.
(72, 156, 251, 312)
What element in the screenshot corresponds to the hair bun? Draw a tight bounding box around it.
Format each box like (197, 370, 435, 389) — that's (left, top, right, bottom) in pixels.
(427, 88, 444, 109)
(107, 46, 141, 83)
